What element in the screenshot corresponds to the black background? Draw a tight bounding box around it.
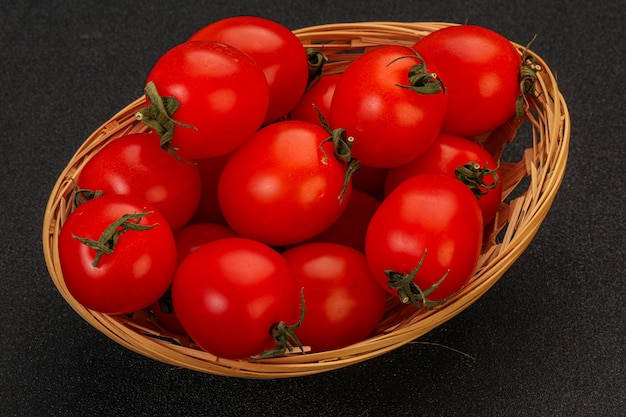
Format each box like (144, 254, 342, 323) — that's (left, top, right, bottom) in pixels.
(2, 1, 625, 416)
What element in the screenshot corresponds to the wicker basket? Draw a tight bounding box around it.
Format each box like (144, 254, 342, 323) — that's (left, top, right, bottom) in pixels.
(42, 22, 570, 378)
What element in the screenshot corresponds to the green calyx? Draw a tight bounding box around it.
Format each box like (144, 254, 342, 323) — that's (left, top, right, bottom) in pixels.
(70, 179, 103, 211)
(135, 81, 197, 162)
(322, 127, 361, 204)
(401, 61, 446, 94)
(516, 34, 541, 120)
(455, 160, 500, 200)
(385, 249, 454, 309)
(314, 105, 361, 204)
(306, 47, 327, 84)
(250, 289, 306, 361)
(388, 48, 445, 95)
(72, 210, 158, 267)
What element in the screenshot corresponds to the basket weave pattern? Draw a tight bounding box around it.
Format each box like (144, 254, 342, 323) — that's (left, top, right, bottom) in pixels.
(42, 22, 570, 378)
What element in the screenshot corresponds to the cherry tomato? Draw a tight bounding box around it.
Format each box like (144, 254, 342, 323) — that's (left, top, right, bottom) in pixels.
(189, 153, 231, 225)
(414, 25, 522, 137)
(173, 222, 237, 264)
(366, 174, 483, 306)
(141, 40, 269, 160)
(351, 165, 388, 200)
(171, 237, 299, 359)
(189, 16, 308, 124)
(329, 44, 448, 168)
(282, 242, 388, 352)
(289, 73, 341, 127)
(147, 287, 186, 335)
(385, 132, 502, 225)
(148, 222, 237, 334)
(218, 120, 351, 246)
(305, 188, 380, 253)
(76, 132, 201, 232)
(59, 194, 177, 314)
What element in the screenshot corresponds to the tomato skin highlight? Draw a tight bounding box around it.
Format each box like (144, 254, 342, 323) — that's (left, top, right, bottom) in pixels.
(218, 120, 351, 246)
(282, 242, 388, 352)
(76, 132, 202, 232)
(366, 174, 483, 303)
(189, 16, 309, 124)
(329, 45, 448, 168)
(59, 194, 177, 315)
(414, 25, 522, 137)
(145, 40, 270, 160)
(385, 132, 502, 225)
(171, 237, 299, 359)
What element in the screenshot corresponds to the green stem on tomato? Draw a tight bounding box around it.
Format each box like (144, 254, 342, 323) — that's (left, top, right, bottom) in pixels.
(385, 249, 454, 309)
(313, 106, 361, 204)
(70, 179, 103, 210)
(387, 47, 445, 95)
(250, 289, 306, 361)
(135, 81, 197, 162)
(402, 61, 445, 94)
(306, 48, 327, 85)
(516, 34, 541, 120)
(72, 210, 158, 267)
(455, 161, 499, 200)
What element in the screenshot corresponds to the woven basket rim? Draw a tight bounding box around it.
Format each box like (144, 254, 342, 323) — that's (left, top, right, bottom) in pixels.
(42, 21, 570, 379)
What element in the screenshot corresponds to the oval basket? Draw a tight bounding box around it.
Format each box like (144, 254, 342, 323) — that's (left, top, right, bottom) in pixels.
(42, 22, 570, 378)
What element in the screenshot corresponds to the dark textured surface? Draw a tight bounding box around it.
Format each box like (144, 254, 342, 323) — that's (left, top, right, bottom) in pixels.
(2, 1, 624, 416)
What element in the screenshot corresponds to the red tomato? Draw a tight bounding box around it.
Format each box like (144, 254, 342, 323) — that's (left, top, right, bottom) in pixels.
(329, 45, 448, 168)
(305, 188, 380, 253)
(351, 165, 389, 200)
(189, 153, 231, 225)
(189, 16, 308, 124)
(148, 222, 237, 334)
(59, 194, 177, 314)
(171, 237, 299, 359)
(289, 73, 341, 127)
(414, 25, 522, 137)
(76, 132, 201, 232)
(366, 174, 483, 306)
(173, 222, 237, 264)
(141, 40, 269, 160)
(385, 132, 502, 225)
(148, 287, 186, 335)
(218, 120, 351, 246)
(282, 243, 388, 352)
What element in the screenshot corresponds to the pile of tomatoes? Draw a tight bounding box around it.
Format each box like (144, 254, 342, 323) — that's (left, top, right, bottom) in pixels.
(58, 17, 535, 360)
